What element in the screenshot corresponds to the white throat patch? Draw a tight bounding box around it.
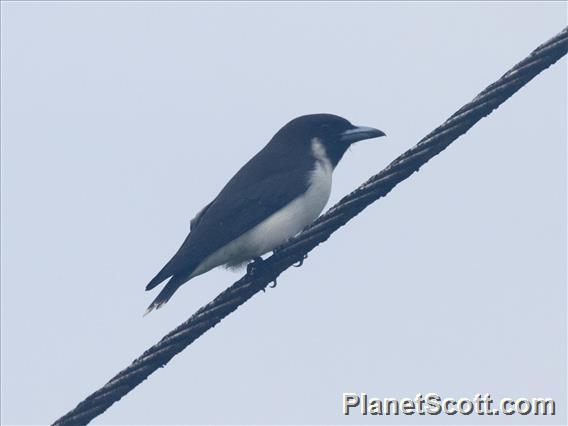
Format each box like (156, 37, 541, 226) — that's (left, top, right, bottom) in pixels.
(311, 137, 333, 174)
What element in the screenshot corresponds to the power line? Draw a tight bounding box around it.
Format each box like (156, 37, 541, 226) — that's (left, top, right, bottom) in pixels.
(52, 27, 567, 426)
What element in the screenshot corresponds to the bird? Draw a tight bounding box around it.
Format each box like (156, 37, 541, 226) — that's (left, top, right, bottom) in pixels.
(145, 113, 385, 314)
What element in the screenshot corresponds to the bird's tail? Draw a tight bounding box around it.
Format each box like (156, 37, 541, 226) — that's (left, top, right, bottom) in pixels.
(144, 274, 187, 316)
(146, 262, 175, 291)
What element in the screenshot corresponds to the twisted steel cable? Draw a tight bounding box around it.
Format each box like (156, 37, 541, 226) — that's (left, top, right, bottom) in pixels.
(53, 27, 567, 426)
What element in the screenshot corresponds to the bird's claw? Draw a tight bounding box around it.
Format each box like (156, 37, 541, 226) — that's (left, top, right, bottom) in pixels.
(293, 253, 308, 267)
(247, 257, 277, 291)
(247, 256, 264, 276)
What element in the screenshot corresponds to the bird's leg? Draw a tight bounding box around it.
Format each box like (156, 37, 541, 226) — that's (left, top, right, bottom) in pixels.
(247, 256, 264, 276)
(293, 253, 308, 267)
(246, 257, 278, 292)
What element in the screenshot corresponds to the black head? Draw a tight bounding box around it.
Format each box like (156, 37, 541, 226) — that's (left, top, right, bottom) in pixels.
(271, 114, 385, 167)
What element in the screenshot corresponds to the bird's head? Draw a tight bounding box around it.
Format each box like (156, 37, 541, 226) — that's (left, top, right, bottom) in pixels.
(273, 114, 386, 167)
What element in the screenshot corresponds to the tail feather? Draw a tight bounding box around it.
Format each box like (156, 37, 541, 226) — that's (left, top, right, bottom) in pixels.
(145, 265, 174, 291)
(144, 275, 187, 315)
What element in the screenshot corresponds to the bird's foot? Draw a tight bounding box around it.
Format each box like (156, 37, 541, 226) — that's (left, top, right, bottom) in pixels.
(293, 253, 308, 267)
(247, 256, 264, 276)
(246, 257, 277, 292)
(272, 245, 285, 255)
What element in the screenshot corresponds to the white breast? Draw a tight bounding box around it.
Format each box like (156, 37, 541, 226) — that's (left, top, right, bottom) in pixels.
(191, 138, 333, 277)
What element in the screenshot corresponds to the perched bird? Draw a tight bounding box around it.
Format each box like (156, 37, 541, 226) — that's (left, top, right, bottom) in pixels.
(145, 114, 385, 313)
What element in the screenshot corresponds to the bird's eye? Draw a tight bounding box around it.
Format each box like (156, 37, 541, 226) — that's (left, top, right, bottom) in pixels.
(320, 124, 331, 132)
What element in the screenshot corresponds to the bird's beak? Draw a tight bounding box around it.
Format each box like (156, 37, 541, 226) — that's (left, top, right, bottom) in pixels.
(340, 126, 386, 144)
